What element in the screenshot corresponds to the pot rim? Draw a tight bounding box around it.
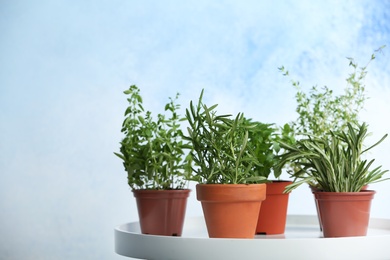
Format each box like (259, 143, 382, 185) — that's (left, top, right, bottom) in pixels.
(196, 183, 266, 202)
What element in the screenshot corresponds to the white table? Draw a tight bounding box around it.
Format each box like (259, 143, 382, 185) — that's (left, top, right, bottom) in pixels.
(115, 215, 390, 260)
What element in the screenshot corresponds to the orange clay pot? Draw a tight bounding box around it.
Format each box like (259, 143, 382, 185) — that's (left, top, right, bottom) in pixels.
(133, 189, 190, 236)
(196, 183, 266, 238)
(311, 185, 369, 231)
(313, 190, 375, 238)
(256, 180, 293, 235)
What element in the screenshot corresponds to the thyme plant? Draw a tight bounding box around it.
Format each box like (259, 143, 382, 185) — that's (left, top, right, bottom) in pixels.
(279, 46, 385, 140)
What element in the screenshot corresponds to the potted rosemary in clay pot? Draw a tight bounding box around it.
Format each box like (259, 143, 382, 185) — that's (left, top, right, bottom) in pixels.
(183, 89, 267, 239)
(114, 85, 192, 236)
(275, 122, 388, 237)
(279, 46, 386, 230)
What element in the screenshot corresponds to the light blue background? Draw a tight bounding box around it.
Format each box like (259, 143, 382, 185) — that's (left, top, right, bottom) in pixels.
(1, 1, 389, 259)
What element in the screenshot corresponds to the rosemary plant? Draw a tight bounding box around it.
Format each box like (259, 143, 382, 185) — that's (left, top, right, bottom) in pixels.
(184, 89, 266, 184)
(278, 47, 386, 188)
(275, 123, 388, 193)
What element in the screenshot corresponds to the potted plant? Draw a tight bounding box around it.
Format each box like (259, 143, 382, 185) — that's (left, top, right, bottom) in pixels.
(275, 122, 388, 237)
(114, 85, 192, 236)
(279, 46, 386, 229)
(183, 89, 267, 238)
(248, 122, 294, 235)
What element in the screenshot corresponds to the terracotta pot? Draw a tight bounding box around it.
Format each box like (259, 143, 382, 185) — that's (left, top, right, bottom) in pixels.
(133, 189, 190, 236)
(256, 180, 292, 235)
(196, 184, 266, 238)
(311, 185, 369, 231)
(313, 190, 375, 237)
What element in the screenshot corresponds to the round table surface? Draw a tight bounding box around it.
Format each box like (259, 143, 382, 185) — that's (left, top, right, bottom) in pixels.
(115, 215, 390, 260)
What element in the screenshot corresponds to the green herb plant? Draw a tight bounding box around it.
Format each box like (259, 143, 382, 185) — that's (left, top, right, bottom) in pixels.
(278, 47, 386, 187)
(184, 89, 267, 184)
(114, 85, 191, 190)
(279, 46, 386, 140)
(275, 123, 389, 193)
(245, 119, 291, 180)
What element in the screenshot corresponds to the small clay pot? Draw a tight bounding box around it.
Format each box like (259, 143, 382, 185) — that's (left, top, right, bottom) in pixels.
(197, 184, 266, 238)
(311, 185, 369, 231)
(133, 189, 190, 236)
(256, 180, 293, 235)
(313, 190, 375, 237)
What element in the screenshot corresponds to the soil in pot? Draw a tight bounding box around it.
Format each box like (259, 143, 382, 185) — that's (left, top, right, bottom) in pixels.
(256, 180, 292, 235)
(196, 183, 266, 239)
(314, 190, 375, 237)
(133, 189, 190, 236)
